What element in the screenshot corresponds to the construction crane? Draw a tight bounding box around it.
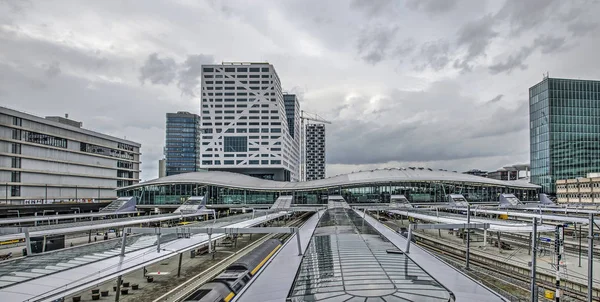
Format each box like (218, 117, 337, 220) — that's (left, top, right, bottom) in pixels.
(300, 110, 331, 181)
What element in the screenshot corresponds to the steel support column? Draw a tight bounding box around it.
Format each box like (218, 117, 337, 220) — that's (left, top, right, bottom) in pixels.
(115, 275, 122, 302)
(24, 228, 32, 256)
(120, 230, 127, 257)
(296, 228, 303, 256)
(466, 205, 470, 269)
(588, 214, 594, 302)
(177, 253, 183, 277)
(405, 224, 413, 254)
(530, 217, 538, 302)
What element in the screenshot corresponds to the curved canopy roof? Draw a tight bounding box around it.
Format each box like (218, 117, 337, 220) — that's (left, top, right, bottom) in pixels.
(122, 169, 540, 191)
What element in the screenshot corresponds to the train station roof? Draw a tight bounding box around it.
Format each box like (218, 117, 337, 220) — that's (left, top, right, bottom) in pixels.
(240, 207, 507, 302)
(120, 169, 541, 192)
(0, 212, 288, 302)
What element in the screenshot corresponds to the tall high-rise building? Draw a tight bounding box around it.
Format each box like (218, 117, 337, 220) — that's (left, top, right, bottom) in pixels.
(305, 123, 326, 180)
(530, 77, 600, 193)
(200, 62, 300, 181)
(0, 107, 141, 204)
(165, 111, 201, 176)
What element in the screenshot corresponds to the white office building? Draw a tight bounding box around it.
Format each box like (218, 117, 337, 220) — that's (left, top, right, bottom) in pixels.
(305, 123, 326, 180)
(0, 107, 141, 204)
(200, 62, 300, 181)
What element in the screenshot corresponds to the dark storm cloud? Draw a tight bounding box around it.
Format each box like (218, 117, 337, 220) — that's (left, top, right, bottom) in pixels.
(454, 15, 497, 71)
(177, 54, 214, 97)
(405, 0, 459, 14)
(139, 53, 177, 85)
(413, 40, 450, 71)
(487, 94, 504, 104)
(567, 20, 599, 37)
(356, 25, 398, 65)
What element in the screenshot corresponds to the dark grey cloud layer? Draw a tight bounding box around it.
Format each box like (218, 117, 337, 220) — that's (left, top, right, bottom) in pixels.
(139, 53, 177, 85)
(139, 53, 214, 96)
(356, 25, 398, 64)
(2, 0, 600, 179)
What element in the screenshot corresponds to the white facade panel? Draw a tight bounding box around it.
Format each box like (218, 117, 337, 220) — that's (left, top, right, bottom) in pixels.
(0, 171, 9, 182)
(20, 172, 116, 187)
(21, 158, 116, 178)
(200, 63, 299, 181)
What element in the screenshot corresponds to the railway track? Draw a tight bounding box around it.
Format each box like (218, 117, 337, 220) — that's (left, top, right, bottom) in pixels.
(153, 212, 312, 302)
(411, 232, 600, 301)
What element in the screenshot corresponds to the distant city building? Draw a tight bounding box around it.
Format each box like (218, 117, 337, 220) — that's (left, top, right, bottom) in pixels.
(463, 164, 529, 180)
(283, 94, 300, 140)
(158, 158, 166, 178)
(0, 107, 141, 204)
(305, 123, 326, 180)
(556, 173, 600, 203)
(487, 169, 518, 181)
(462, 169, 488, 177)
(165, 111, 201, 176)
(199, 62, 300, 181)
(530, 77, 600, 193)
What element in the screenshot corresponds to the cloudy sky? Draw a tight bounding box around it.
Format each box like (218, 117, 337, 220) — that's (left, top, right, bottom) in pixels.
(1, 0, 599, 181)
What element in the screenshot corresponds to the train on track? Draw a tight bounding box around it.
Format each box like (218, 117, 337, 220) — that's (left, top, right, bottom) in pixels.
(184, 238, 282, 302)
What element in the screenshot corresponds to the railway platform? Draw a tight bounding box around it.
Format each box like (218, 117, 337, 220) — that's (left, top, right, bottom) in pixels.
(235, 209, 324, 302)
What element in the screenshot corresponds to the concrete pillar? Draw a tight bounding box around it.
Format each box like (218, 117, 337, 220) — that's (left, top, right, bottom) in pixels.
(177, 253, 183, 277)
(115, 275, 122, 302)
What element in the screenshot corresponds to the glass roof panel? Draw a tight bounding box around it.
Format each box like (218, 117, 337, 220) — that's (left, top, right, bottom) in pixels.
(287, 208, 452, 302)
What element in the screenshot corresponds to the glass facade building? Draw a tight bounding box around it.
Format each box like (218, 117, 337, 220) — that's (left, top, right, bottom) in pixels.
(165, 112, 201, 176)
(117, 169, 539, 206)
(530, 77, 600, 193)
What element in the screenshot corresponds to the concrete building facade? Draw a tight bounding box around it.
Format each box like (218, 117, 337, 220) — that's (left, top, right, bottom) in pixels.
(0, 107, 141, 205)
(165, 111, 201, 176)
(200, 62, 300, 181)
(305, 123, 326, 180)
(556, 174, 600, 203)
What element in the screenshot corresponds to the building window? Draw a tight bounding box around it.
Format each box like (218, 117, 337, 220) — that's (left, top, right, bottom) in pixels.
(23, 131, 67, 148)
(224, 136, 247, 152)
(11, 171, 20, 182)
(10, 186, 20, 197)
(11, 157, 21, 168)
(11, 143, 21, 154)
